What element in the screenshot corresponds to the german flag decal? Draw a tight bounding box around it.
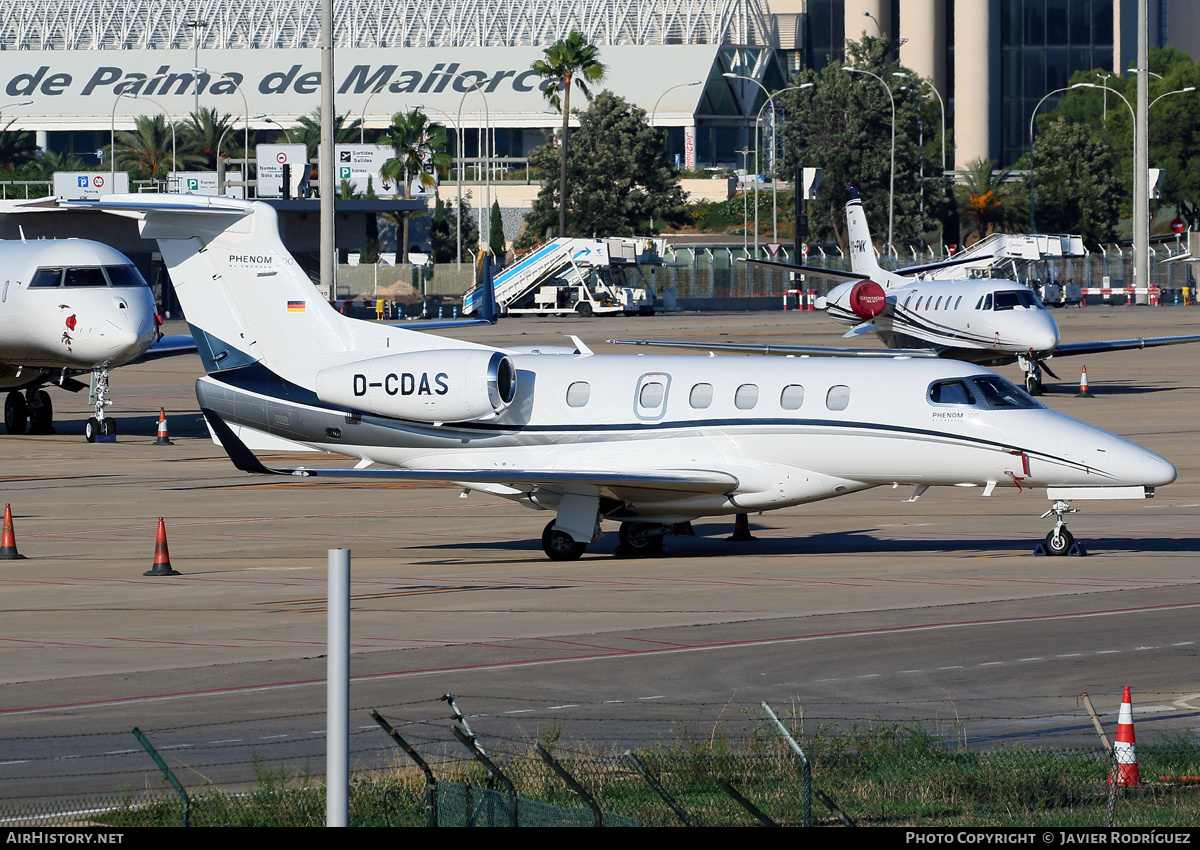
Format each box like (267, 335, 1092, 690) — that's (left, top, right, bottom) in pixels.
(287, 301, 306, 312)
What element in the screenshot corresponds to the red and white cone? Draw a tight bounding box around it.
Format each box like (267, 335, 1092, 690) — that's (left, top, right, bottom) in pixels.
(1, 503, 24, 560)
(144, 517, 180, 576)
(154, 407, 173, 446)
(1076, 365, 1094, 398)
(1111, 686, 1141, 786)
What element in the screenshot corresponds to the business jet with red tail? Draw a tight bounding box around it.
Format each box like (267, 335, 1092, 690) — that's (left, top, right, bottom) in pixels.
(65, 193, 1176, 560)
(616, 190, 1200, 395)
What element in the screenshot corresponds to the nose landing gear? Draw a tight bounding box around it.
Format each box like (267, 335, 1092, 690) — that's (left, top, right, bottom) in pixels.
(1036, 500, 1087, 556)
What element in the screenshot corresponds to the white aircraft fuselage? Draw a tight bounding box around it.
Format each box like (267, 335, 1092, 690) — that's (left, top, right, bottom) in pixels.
(75, 194, 1176, 560)
(1, 238, 161, 438)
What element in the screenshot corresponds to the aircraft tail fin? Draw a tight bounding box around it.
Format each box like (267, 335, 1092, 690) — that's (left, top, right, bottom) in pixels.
(844, 188, 885, 278)
(69, 195, 485, 383)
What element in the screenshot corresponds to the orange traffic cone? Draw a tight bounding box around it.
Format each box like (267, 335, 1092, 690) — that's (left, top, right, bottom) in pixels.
(144, 517, 180, 576)
(726, 512, 757, 542)
(1111, 686, 1141, 786)
(154, 407, 173, 446)
(1076, 365, 1094, 398)
(1, 503, 24, 560)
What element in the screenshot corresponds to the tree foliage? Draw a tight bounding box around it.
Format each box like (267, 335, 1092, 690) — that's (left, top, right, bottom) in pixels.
(0, 115, 35, 171)
(380, 109, 452, 255)
(1046, 47, 1200, 228)
(776, 36, 952, 251)
(428, 192, 480, 264)
(295, 108, 362, 161)
(516, 91, 689, 247)
(955, 158, 1025, 245)
(112, 114, 199, 178)
(183, 107, 238, 169)
(489, 200, 507, 263)
(1027, 118, 1122, 244)
(530, 30, 607, 238)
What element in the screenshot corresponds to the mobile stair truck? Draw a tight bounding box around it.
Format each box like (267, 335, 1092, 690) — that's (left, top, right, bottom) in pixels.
(462, 236, 667, 318)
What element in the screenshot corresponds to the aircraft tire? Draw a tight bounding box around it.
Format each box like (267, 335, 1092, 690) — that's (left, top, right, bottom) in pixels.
(575, 302, 594, 318)
(1044, 527, 1074, 556)
(1025, 374, 1042, 396)
(618, 522, 664, 557)
(85, 417, 100, 443)
(28, 391, 53, 434)
(103, 418, 117, 437)
(542, 521, 586, 561)
(4, 392, 28, 435)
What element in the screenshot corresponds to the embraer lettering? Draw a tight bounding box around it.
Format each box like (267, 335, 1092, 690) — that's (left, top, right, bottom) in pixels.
(353, 372, 449, 397)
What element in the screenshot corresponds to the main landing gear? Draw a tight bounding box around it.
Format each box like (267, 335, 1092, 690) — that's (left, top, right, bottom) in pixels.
(4, 390, 54, 435)
(539, 518, 690, 561)
(1038, 500, 1086, 556)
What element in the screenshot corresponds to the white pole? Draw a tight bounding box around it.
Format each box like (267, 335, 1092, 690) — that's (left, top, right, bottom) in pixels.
(326, 548, 350, 827)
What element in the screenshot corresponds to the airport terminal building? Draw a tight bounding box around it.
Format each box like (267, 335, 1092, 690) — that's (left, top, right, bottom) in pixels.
(2, 0, 1198, 172)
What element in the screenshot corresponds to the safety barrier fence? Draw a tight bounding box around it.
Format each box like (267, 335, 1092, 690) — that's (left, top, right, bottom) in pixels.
(3, 725, 1198, 827)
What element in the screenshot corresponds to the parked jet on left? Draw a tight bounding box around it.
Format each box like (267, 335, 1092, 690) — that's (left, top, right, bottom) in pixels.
(0, 237, 191, 440)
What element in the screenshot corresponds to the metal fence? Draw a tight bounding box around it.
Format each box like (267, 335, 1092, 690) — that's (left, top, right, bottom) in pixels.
(4, 736, 1198, 827)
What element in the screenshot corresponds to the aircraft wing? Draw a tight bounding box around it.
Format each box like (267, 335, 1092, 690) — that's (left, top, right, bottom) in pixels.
(607, 338, 938, 358)
(740, 258, 869, 283)
(138, 334, 197, 359)
(1052, 334, 1200, 358)
(201, 408, 738, 495)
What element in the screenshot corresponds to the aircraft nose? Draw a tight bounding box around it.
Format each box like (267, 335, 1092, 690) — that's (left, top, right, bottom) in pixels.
(1033, 313, 1059, 352)
(1141, 451, 1178, 488)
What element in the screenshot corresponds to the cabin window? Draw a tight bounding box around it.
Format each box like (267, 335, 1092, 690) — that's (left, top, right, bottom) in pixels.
(935, 296, 943, 310)
(903, 292, 914, 308)
(689, 383, 713, 409)
(635, 373, 670, 420)
(955, 296, 962, 309)
(734, 384, 759, 410)
(826, 385, 851, 410)
(928, 380, 975, 406)
(780, 384, 805, 410)
(30, 268, 64, 288)
(566, 381, 590, 407)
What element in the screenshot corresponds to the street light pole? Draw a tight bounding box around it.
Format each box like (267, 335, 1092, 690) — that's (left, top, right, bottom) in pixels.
(186, 19, 209, 115)
(844, 66, 896, 256)
(723, 72, 778, 254)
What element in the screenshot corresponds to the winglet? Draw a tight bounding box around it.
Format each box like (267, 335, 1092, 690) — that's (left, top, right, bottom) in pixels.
(478, 254, 499, 324)
(200, 408, 276, 475)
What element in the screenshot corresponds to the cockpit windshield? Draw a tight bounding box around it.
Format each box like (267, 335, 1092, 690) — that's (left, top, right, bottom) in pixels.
(992, 289, 1042, 310)
(30, 266, 150, 289)
(928, 376, 1041, 409)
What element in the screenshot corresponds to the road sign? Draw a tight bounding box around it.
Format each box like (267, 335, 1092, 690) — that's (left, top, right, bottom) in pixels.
(765, 242, 782, 257)
(1171, 217, 1186, 234)
(801, 243, 809, 256)
(52, 171, 128, 200)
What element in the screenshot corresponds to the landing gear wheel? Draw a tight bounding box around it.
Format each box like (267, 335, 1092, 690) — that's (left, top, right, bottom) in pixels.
(1025, 373, 1043, 396)
(4, 392, 28, 435)
(85, 417, 101, 443)
(102, 418, 117, 437)
(541, 520, 586, 561)
(575, 302, 594, 318)
(28, 391, 53, 434)
(1044, 527, 1074, 556)
(618, 522, 664, 557)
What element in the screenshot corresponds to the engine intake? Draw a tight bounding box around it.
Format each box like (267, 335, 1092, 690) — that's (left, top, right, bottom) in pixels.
(315, 349, 516, 423)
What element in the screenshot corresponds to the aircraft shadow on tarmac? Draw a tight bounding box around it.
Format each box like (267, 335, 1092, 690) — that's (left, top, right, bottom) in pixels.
(406, 526, 1200, 560)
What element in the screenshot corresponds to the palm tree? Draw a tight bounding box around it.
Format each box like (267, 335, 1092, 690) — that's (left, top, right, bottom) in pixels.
(183, 107, 238, 169)
(955, 158, 1024, 245)
(295, 108, 362, 161)
(530, 30, 606, 239)
(0, 115, 35, 170)
(112, 114, 198, 179)
(380, 109, 451, 259)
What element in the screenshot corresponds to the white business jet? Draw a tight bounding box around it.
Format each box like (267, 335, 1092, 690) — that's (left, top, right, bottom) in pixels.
(71, 194, 1176, 559)
(0, 236, 185, 440)
(616, 190, 1200, 395)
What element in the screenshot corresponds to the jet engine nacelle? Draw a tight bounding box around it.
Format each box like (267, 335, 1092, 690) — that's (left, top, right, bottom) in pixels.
(315, 350, 517, 422)
(847, 280, 887, 319)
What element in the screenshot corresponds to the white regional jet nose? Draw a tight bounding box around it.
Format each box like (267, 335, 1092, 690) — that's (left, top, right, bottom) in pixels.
(1055, 419, 1178, 488)
(1030, 310, 1060, 353)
